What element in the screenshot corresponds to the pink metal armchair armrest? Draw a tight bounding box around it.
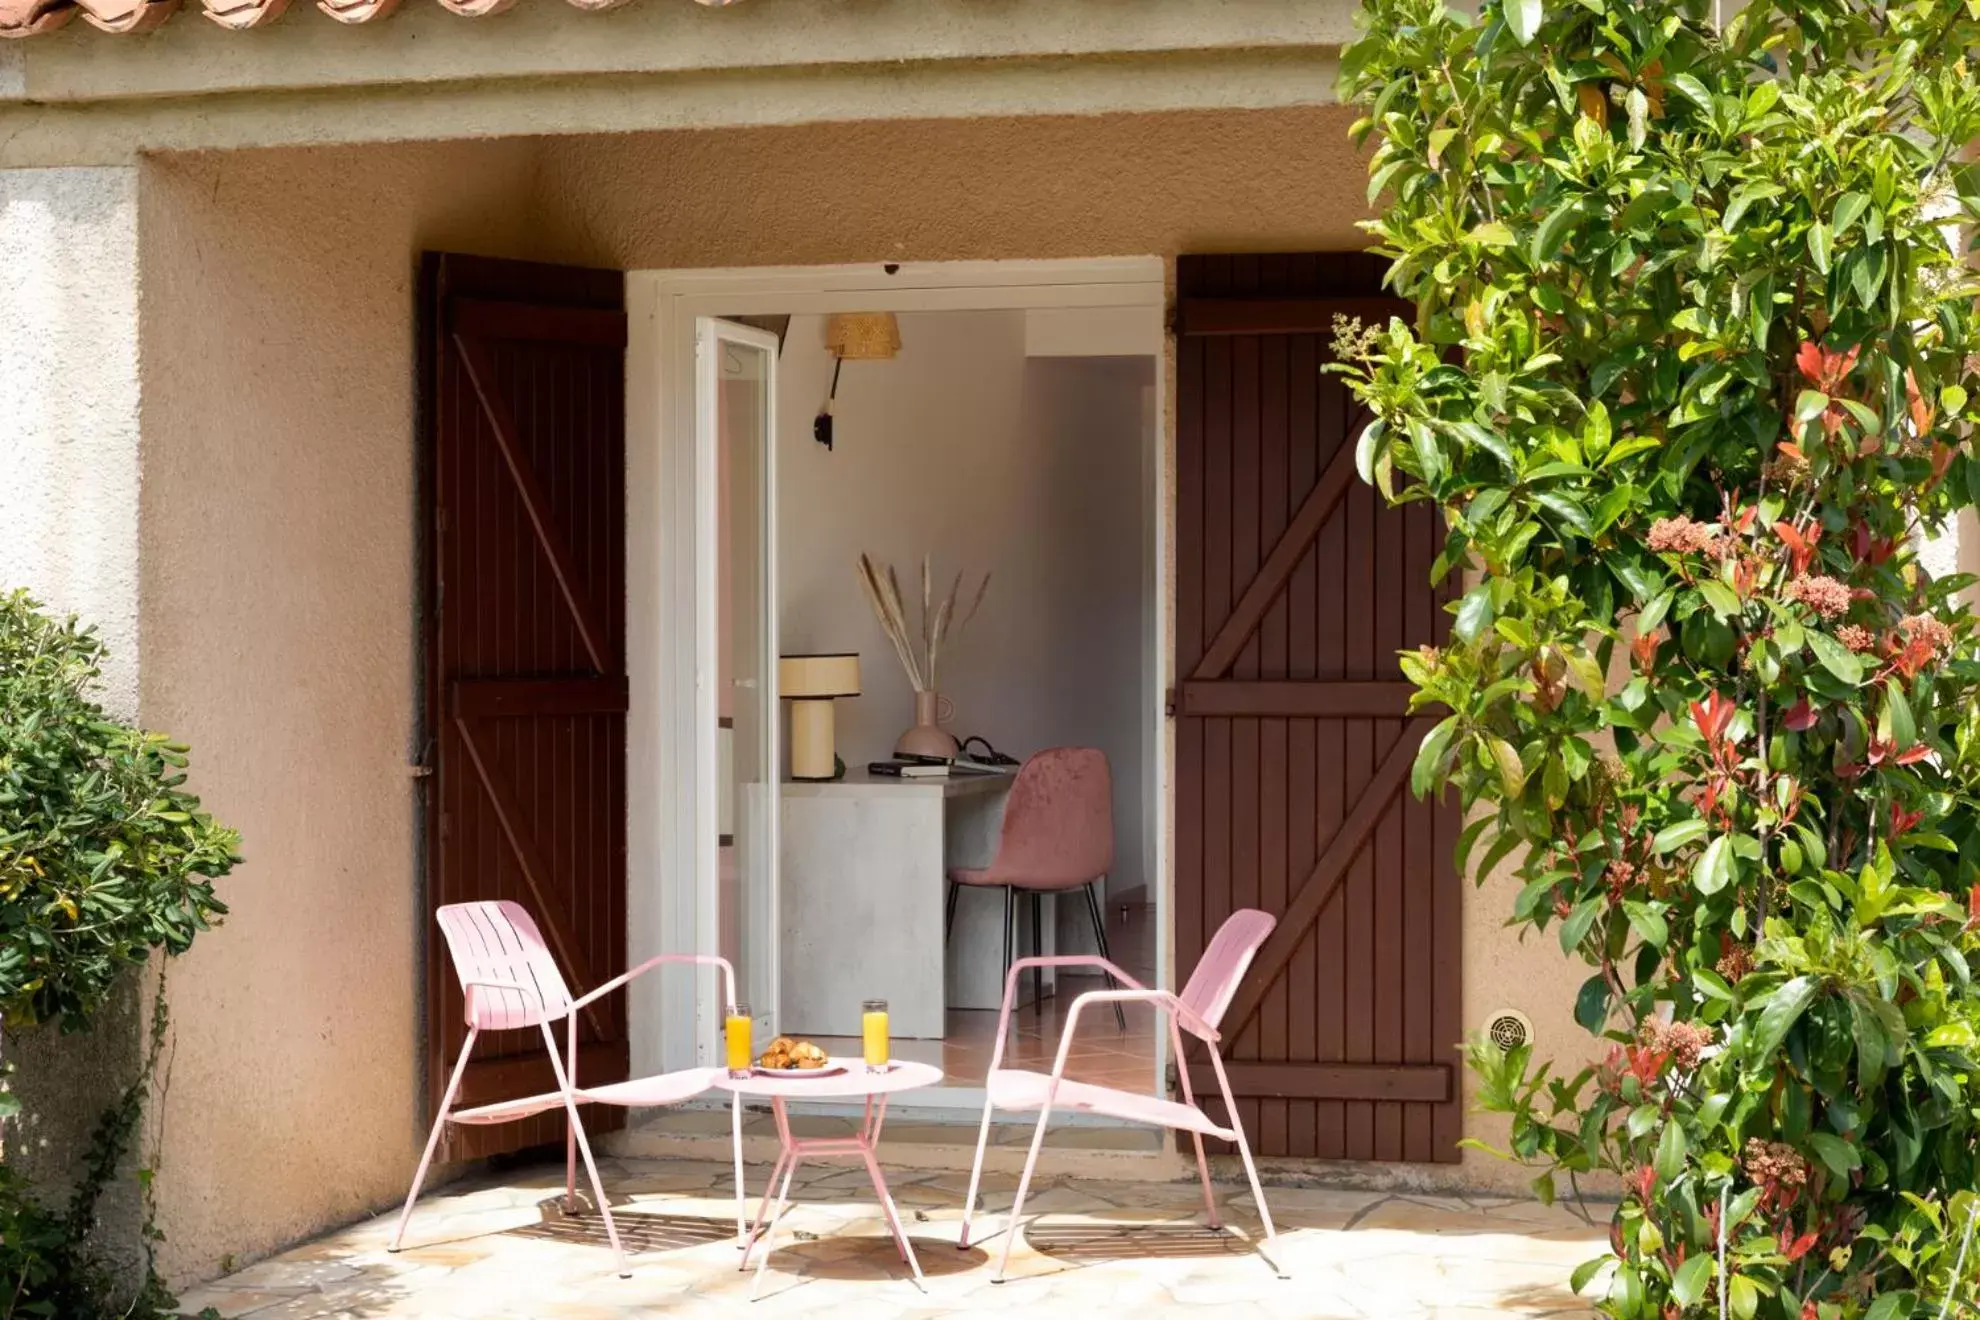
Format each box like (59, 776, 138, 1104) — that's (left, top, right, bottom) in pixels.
(390, 901, 744, 1279)
(958, 909, 1286, 1282)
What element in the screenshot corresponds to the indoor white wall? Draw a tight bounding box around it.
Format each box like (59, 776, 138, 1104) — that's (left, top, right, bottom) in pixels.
(775, 310, 1153, 897)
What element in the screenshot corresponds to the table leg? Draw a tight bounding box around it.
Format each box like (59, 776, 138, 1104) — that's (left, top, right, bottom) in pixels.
(738, 1147, 790, 1265)
(857, 1097, 926, 1288)
(749, 1152, 799, 1301)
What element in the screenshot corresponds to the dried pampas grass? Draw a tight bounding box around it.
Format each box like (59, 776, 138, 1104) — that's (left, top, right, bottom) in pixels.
(856, 553, 990, 692)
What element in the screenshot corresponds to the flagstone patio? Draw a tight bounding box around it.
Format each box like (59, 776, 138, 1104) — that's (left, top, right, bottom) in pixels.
(176, 1154, 1608, 1319)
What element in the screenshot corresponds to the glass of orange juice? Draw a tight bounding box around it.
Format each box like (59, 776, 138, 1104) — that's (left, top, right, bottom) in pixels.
(861, 999, 890, 1073)
(725, 1003, 753, 1078)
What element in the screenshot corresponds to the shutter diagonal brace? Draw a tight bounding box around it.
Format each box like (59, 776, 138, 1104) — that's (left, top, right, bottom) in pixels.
(456, 717, 609, 1041)
(456, 331, 610, 674)
(1190, 417, 1366, 683)
(1215, 715, 1438, 1042)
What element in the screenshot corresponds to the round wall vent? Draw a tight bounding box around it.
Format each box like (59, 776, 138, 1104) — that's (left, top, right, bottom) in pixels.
(1485, 1008, 1533, 1053)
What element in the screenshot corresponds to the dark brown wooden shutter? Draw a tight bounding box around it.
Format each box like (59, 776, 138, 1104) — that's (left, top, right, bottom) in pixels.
(1174, 253, 1462, 1164)
(420, 253, 629, 1159)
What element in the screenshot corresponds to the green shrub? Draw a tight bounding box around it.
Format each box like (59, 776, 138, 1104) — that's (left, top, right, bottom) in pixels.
(1337, 1, 1980, 1314)
(0, 590, 236, 1034)
(0, 589, 237, 1317)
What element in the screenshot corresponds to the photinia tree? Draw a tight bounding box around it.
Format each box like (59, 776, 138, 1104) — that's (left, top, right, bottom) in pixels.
(1336, 1, 1980, 1315)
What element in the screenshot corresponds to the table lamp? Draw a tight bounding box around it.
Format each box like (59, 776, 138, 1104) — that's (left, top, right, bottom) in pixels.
(780, 653, 860, 781)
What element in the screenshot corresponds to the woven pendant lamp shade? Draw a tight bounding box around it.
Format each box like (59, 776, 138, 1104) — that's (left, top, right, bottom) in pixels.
(824, 312, 902, 361)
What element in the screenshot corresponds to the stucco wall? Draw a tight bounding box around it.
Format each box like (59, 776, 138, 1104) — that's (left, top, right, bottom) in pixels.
(0, 162, 148, 1291)
(128, 106, 1595, 1284)
(135, 139, 541, 1283)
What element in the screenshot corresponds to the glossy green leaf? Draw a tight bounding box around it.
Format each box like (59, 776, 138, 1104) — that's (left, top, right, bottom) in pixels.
(1670, 1254, 1712, 1308)
(1693, 834, 1735, 895)
(1504, 0, 1543, 45)
(1807, 631, 1864, 686)
(1749, 976, 1822, 1065)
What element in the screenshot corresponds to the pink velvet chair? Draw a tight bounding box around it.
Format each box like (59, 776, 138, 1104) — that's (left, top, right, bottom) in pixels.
(958, 908, 1285, 1282)
(945, 746, 1127, 1030)
(389, 900, 744, 1278)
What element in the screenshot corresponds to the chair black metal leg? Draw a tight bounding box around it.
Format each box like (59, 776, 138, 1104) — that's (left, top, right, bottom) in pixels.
(945, 881, 960, 945)
(1085, 881, 1127, 1031)
(1001, 886, 1015, 994)
(1029, 891, 1044, 1013)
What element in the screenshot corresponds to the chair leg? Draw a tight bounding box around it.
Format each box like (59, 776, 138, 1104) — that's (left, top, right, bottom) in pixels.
(565, 1118, 579, 1212)
(1189, 1130, 1223, 1231)
(1084, 881, 1127, 1031)
(958, 1092, 998, 1250)
(541, 1025, 629, 1278)
(1028, 891, 1044, 1013)
(994, 1099, 1056, 1283)
(1212, 1049, 1286, 1279)
(389, 1028, 478, 1253)
(945, 880, 960, 944)
(1001, 885, 1015, 1030)
(731, 1090, 748, 1248)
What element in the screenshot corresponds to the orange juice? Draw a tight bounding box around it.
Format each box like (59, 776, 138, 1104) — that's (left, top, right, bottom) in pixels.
(861, 1000, 889, 1072)
(725, 1005, 752, 1076)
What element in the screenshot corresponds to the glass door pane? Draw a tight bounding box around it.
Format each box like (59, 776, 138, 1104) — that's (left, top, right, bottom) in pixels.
(700, 318, 779, 1041)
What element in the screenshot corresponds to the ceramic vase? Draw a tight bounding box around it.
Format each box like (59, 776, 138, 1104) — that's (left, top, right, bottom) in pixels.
(895, 690, 959, 759)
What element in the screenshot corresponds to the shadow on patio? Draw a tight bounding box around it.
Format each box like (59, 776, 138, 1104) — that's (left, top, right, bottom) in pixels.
(175, 1155, 1607, 1318)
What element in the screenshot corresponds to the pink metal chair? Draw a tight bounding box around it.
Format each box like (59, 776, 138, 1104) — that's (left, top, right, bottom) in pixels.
(958, 907, 1285, 1282)
(389, 900, 744, 1278)
(945, 747, 1127, 1030)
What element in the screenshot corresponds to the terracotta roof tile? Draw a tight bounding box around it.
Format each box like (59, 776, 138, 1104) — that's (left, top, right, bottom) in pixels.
(201, 0, 288, 28)
(0, 0, 74, 36)
(1, 0, 737, 37)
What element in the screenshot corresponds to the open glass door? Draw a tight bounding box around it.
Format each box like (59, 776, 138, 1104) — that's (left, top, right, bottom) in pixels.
(700, 317, 780, 1043)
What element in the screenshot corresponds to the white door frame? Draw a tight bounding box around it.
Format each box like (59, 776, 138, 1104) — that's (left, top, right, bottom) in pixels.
(697, 316, 783, 1042)
(627, 258, 1170, 1091)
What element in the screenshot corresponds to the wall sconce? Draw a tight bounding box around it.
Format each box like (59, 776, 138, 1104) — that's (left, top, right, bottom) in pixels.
(815, 312, 901, 451)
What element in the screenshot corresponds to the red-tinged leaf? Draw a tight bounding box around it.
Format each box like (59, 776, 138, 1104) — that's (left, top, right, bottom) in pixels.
(1796, 340, 1825, 386)
(1907, 367, 1936, 436)
(1967, 883, 1980, 927)
(1784, 698, 1817, 731)
(1777, 441, 1806, 463)
(1691, 690, 1735, 744)
(1894, 743, 1933, 765)
(1785, 1229, 1820, 1262)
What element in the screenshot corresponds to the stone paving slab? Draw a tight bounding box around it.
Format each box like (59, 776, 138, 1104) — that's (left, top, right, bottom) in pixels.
(176, 1156, 1606, 1318)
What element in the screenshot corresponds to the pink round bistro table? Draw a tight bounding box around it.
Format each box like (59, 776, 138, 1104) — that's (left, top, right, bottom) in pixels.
(715, 1059, 943, 1299)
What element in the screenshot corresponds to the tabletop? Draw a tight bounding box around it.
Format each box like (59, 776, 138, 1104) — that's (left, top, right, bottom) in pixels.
(712, 1058, 943, 1100)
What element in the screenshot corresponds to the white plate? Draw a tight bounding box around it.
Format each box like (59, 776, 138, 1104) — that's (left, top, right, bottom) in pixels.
(751, 1061, 847, 1078)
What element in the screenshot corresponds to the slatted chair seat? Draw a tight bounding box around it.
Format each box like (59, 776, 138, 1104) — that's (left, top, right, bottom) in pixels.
(986, 1070, 1235, 1140)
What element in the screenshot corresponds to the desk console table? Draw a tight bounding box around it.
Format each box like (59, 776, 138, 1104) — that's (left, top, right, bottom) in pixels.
(778, 771, 1054, 1038)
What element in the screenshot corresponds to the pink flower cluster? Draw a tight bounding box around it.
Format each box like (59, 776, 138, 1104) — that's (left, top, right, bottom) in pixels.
(1647, 516, 1719, 555)
(1899, 613, 1954, 654)
(1638, 1018, 1716, 1072)
(1787, 574, 1852, 620)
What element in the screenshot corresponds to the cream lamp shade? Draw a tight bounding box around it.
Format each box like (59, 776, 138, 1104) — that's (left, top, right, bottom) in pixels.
(780, 653, 860, 781)
(823, 313, 901, 361)
(780, 653, 861, 698)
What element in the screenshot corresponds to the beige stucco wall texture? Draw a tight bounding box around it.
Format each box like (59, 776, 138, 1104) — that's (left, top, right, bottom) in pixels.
(131, 107, 1591, 1284)
(0, 163, 149, 1288)
(135, 140, 541, 1283)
